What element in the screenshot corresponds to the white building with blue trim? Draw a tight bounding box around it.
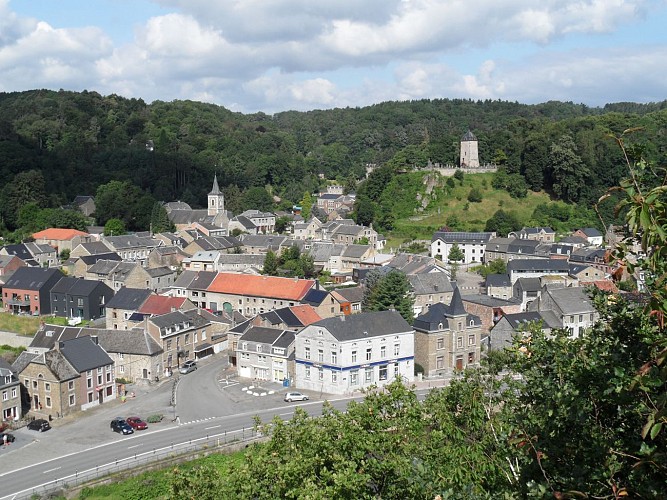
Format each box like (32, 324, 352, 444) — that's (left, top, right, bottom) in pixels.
(294, 310, 414, 395)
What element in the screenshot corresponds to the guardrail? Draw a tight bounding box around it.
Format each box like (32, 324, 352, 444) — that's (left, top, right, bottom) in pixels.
(7, 427, 260, 500)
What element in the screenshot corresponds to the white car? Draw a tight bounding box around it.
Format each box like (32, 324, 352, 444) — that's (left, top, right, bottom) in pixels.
(284, 391, 309, 402)
(179, 360, 197, 374)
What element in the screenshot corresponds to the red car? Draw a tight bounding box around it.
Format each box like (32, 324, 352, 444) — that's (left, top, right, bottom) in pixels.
(126, 416, 148, 430)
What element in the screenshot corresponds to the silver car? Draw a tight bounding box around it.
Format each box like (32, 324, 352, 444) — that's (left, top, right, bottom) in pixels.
(284, 391, 309, 402)
(179, 360, 197, 374)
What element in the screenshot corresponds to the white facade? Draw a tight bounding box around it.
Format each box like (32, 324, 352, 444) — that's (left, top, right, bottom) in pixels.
(430, 234, 493, 264)
(294, 316, 414, 395)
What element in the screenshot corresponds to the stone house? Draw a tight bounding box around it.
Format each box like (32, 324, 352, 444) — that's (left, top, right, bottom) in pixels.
(413, 288, 482, 377)
(70, 241, 115, 259)
(461, 294, 522, 333)
(105, 287, 153, 330)
(527, 286, 599, 338)
(488, 311, 560, 351)
(236, 327, 295, 383)
(508, 227, 556, 243)
(32, 228, 92, 254)
(408, 273, 455, 316)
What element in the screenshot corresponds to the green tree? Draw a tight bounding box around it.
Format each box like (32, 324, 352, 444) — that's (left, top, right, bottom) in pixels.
(478, 258, 507, 278)
(104, 218, 126, 236)
(274, 215, 291, 234)
(453, 169, 464, 182)
(550, 134, 590, 203)
(300, 191, 313, 220)
(366, 269, 414, 323)
(150, 202, 175, 233)
(447, 243, 464, 263)
(353, 196, 375, 227)
(262, 250, 279, 275)
(242, 187, 274, 212)
(467, 187, 483, 203)
(485, 209, 522, 236)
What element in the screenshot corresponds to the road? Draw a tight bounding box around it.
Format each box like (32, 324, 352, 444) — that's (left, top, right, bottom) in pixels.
(0, 398, 353, 499)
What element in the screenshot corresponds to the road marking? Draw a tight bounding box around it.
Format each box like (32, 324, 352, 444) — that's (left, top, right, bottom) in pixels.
(43, 467, 61, 474)
(279, 412, 293, 417)
(127, 444, 141, 449)
(204, 425, 221, 430)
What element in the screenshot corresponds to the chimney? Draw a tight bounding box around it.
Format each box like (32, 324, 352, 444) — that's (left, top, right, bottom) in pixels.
(57, 341, 65, 351)
(91, 335, 99, 345)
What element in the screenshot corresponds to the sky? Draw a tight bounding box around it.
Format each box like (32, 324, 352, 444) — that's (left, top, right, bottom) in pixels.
(1, 0, 666, 114)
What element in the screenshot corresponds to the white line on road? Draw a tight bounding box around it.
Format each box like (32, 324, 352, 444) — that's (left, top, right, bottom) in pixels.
(278, 412, 293, 417)
(205, 425, 221, 430)
(43, 467, 61, 474)
(127, 444, 141, 449)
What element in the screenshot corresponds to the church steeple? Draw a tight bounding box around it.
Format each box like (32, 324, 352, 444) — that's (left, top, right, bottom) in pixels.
(208, 174, 224, 216)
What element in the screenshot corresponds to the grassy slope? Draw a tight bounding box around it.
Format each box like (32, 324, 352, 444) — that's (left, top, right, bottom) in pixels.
(386, 172, 554, 249)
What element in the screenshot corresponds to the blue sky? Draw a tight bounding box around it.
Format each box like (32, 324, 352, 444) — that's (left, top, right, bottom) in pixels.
(2, 0, 666, 113)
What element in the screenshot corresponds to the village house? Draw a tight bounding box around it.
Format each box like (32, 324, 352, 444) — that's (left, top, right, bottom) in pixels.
(2, 267, 64, 315)
(488, 311, 560, 351)
(573, 227, 604, 246)
(0, 358, 22, 422)
(294, 310, 415, 395)
(236, 327, 295, 383)
(14, 336, 115, 419)
(105, 287, 153, 330)
(167, 270, 219, 309)
(0, 254, 26, 279)
(506, 258, 570, 285)
(1, 242, 58, 267)
(408, 273, 455, 316)
(527, 285, 600, 338)
(430, 231, 496, 264)
(292, 217, 322, 240)
(413, 288, 482, 377)
(103, 234, 163, 266)
(32, 228, 92, 254)
(70, 241, 114, 259)
(461, 294, 522, 332)
(50, 276, 114, 321)
(483, 237, 543, 263)
(508, 227, 556, 243)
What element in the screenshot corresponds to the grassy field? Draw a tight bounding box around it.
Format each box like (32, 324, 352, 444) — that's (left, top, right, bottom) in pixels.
(0, 311, 78, 335)
(76, 451, 245, 499)
(388, 172, 554, 244)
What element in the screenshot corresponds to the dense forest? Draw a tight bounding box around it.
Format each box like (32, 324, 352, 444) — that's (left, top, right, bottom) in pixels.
(0, 89, 666, 237)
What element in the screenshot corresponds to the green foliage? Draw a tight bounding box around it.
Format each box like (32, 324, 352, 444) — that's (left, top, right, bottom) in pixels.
(447, 243, 464, 263)
(242, 187, 274, 212)
(484, 209, 522, 237)
(453, 169, 464, 182)
(353, 196, 375, 227)
(364, 269, 414, 323)
(467, 187, 483, 203)
(492, 168, 528, 198)
(170, 463, 222, 500)
(146, 414, 164, 423)
(104, 218, 126, 236)
(262, 250, 278, 275)
(478, 258, 507, 278)
(274, 215, 291, 234)
(299, 191, 313, 220)
(549, 134, 590, 203)
(150, 202, 175, 233)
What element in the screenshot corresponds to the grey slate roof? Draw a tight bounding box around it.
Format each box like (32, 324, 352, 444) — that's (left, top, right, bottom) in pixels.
(59, 336, 113, 372)
(146, 267, 173, 278)
(77, 241, 113, 255)
(239, 326, 285, 344)
(485, 274, 511, 287)
(409, 273, 455, 295)
(273, 330, 295, 349)
(497, 312, 560, 331)
(96, 329, 163, 356)
(51, 276, 105, 295)
(413, 298, 481, 332)
(579, 227, 603, 237)
(333, 286, 364, 303)
(507, 259, 569, 273)
(515, 277, 542, 292)
(312, 310, 412, 342)
(79, 253, 121, 265)
(341, 244, 370, 259)
(431, 231, 495, 244)
(12, 351, 38, 374)
(545, 287, 596, 314)
(4, 267, 63, 290)
(106, 287, 152, 310)
(105, 234, 162, 250)
(462, 294, 521, 307)
(43, 350, 80, 380)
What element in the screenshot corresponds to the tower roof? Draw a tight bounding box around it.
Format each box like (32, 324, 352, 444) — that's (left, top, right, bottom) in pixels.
(461, 129, 477, 142)
(209, 174, 221, 195)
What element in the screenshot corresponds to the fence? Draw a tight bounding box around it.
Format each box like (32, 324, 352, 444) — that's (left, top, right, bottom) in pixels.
(9, 426, 260, 500)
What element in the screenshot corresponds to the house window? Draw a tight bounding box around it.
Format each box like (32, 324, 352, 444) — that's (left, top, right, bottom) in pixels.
(69, 394, 75, 406)
(185, 333, 190, 344)
(11, 388, 17, 398)
(242, 342, 248, 350)
(318, 349, 324, 362)
(437, 338, 444, 350)
(351, 350, 357, 363)
(46, 397, 51, 408)
(87, 378, 92, 389)
(365, 348, 372, 361)
(257, 345, 262, 353)
(579, 314, 583, 322)
(394, 344, 400, 356)
(305, 347, 311, 360)
(436, 356, 444, 370)
(88, 392, 93, 403)
(457, 337, 463, 348)
(68, 381, 74, 390)
(119, 353, 124, 360)
(590, 313, 594, 321)
(119, 365, 125, 373)
(97, 375, 103, 385)
(394, 363, 400, 378)
(350, 369, 359, 385)
(318, 367, 324, 380)
(1, 391, 6, 401)
(44, 382, 51, 392)
(379, 365, 388, 381)
(106, 372, 111, 382)
(305, 366, 311, 379)
(194, 332, 198, 343)
(468, 335, 475, 346)
(331, 371, 338, 384)
(331, 351, 337, 364)
(468, 352, 475, 364)
(364, 367, 373, 383)
(166, 340, 172, 350)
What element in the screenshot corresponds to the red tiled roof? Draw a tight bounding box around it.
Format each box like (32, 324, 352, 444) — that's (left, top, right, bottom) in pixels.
(208, 273, 315, 301)
(33, 228, 89, 240)
(581, 280, 619, 293)
(138, 295, 187, 315)
(289, 304, 323, 326)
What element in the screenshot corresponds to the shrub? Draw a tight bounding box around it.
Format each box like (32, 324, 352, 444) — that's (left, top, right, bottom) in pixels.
(147, 414, 164, 423)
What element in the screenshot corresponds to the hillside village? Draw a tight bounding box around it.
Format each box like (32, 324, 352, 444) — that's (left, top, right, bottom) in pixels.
(0, 156, 632, 426)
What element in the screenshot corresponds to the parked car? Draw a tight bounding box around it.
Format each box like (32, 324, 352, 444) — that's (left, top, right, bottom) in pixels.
(27, 419, 51, 432)
(126, 416, 148, 430)
(179, 360, 197, 374)
(110, 417, 134, 435)
(1, 432, 16, 443)
(284, 391, 309, 402)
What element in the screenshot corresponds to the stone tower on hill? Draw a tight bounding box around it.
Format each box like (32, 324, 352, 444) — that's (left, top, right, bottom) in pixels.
(208, 174, 225, 216)
(460, 129, 480, 168)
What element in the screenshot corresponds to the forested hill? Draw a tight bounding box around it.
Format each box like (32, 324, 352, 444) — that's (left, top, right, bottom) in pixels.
(1, 89, 666, 232)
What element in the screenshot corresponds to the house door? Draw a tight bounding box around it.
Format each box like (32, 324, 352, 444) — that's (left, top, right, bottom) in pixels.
(98, 390, 103, 404)
(143, 368, 148, 379)
(33, 394, 40, 410)
(455, 356, 463, 371)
